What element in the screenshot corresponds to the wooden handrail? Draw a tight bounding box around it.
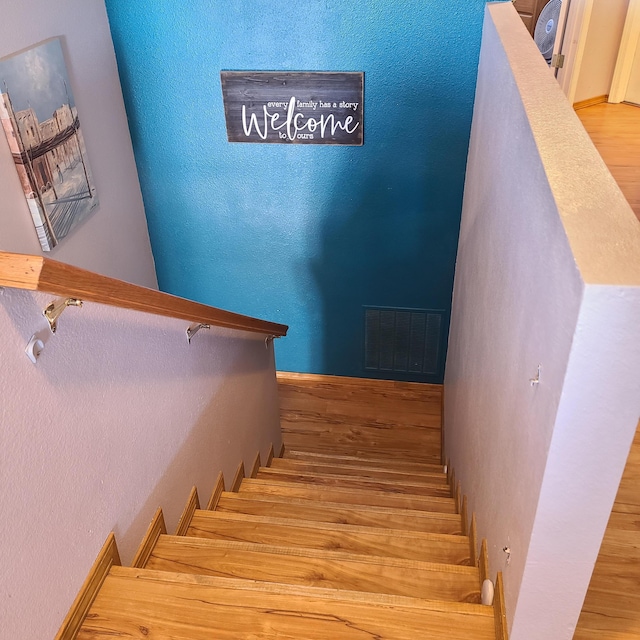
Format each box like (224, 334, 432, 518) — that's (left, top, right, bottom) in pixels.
(0, 251, 288, 337)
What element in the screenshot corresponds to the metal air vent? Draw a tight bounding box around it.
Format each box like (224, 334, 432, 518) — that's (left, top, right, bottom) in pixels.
(364, 307, 443, 375)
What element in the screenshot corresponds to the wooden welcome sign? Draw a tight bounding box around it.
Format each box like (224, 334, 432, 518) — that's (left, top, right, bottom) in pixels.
(220, 71, 364, 145)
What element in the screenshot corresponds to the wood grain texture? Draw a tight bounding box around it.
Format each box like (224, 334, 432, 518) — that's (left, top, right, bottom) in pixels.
(231, 461, 245, 492)
(284, 448, 445, 473)
(206, 471, 225, 510)
(255, 467, 452, 497)
(186, 509, 472, 564)
(216, 492, 464, 534)
(577, 103, 640, 222)
(250, 451, 261, 478)
(131, 508, 166, 569)
(479, 539, 490, 585)
(238, 477, 458, 513)
(175, 486, 200, 536)
(277, 370, 442, 397)
(574, 419, 640, 639)
(281, 415, 441, 453)
(461, 494, 468, 537)
(281, 436, 442, 463)
(512, 0, 545, 35)
(145, 535, 481, 602)
(469, 514, 478, 569)
(269, 456, 448, 484)
(574, 95, 608, 110)
(494, 572, 509, 640)
(0, 251, 287, 336)
(78, 567, 496, 640)
(69, 371, 505, 638)
(54, 533, 121, 640)
(278, 375, 442, 461)
(277, 374, 442, 441)
(266, 443, 275, 467)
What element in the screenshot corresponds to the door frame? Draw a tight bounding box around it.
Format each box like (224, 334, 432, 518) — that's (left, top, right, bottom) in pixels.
(554, 0, 595, 105)
(609, 0, 640, 103)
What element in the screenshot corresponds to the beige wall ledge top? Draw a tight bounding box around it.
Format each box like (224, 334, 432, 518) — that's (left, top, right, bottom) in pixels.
(488, 2, 640, 287)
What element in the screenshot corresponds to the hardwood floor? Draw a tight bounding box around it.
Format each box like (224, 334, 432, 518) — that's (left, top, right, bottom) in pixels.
(574, 420, 640, 640)
(576, 102, 640, 222)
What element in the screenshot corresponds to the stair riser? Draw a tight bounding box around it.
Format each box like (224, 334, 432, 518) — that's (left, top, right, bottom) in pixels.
(281, 421, 441, 449)
(187, 512, 471, 564)
(270, 457, 448, 484)
(281, 436, 442, 464)
(283, 449, 446, 474)
(239, 479, 458, 513)
(255, 468, 452, 497)
(216, 495, 464, 534)
(145, 538, 481, 603)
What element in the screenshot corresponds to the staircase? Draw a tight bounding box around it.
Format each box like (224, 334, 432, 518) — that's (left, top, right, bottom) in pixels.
(57, 373, 507, 640)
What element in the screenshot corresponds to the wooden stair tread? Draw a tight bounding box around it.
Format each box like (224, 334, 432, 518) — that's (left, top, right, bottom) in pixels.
(270, 456, 448, 483)
(144, 535, 480, 603)
(282, 423, 440, 449)
(281, 409, 441, 430)
(283, 448, 446, 473)
(186, 509, 471, 564)
(216, 492, 464, 534)
(151, 535, 478, 572)
(238, 477, 457, 513)
(277, 372, 443, 403)
(282, 437, 442, 463)
(255, 467, 452, 497)
(77, 567, 495, 640)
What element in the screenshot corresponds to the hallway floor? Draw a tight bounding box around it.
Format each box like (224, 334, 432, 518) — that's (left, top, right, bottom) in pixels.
(576, 102, 640, 223)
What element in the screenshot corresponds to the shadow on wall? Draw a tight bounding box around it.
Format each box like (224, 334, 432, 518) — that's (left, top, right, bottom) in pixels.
(102, 0, 489, 382)
(310, 83, 467, 382)
(114, 365, 281, 563)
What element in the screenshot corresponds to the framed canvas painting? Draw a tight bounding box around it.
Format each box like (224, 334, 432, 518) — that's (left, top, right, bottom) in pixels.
(0, 38, 98, 251)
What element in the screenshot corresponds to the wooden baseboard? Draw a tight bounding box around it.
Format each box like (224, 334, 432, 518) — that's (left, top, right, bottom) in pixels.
(175, 486, 200, 535)
(231, 460, 245, 492)
(574, 95, 608, 110)
(250, 452, 261, 478)
(206, 471, 225, 510)
(276, 370, 443, 392)
(132, 508, 166, 568)
(469, 514, 478, 567)
(494, 572, 509, 639)
(266, 443, 275, 467)
(479, 539, 490, 584)
(461, 495, 469, 537)
(54, 533, 121, 640)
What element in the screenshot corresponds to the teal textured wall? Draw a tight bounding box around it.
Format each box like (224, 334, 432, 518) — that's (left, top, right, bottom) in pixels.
(105, 0, 492, 381)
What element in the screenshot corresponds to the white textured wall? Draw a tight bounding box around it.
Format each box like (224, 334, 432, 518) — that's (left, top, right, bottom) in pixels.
(0, 288, 282, 639)
(574, 0, 629, 103)
(445, 4, 640, 640)
(0, 0, 157, 288)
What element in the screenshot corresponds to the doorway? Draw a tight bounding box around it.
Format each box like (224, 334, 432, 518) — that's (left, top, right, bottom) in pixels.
(609, 0, 640, 105)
